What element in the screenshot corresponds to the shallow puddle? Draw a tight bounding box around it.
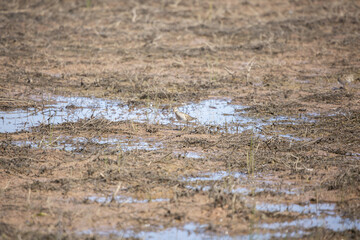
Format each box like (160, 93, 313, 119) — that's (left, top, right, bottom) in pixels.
(232, 186, 299, 195)
(86, 195, 168, 204)
(255, 202, 360, 232)
(179, 171, 360, 237)
(80, 213, 360, 239)
(174, 151, 203, 159)
(180, 98, 245, 126)
(259, 133, 311, 142)
(183, 171, 247, 182)
(82, 195, 360, 239)
(80, 222, 301, 240)
(93, 136, 162, 151)
(80, 223, 217, 240)
(254, 202, 335, 215)
(0, 95, 165, 133)
(12, 136, 162, 152)
(0, 95, 312, 134)
(183, 171, 302, 196)
(260, 215, 360, 232)
(13, 139, 78, 152)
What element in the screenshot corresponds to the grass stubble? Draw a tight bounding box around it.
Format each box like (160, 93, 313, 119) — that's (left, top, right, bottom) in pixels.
(0, 0, 360, 239)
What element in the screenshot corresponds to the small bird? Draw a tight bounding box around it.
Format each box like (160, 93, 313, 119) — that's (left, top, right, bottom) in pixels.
(337, 74, 354, 90)
(173, 107, 196, 122)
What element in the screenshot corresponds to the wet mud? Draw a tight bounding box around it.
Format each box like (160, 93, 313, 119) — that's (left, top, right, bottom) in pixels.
(0, 0, 360, 239)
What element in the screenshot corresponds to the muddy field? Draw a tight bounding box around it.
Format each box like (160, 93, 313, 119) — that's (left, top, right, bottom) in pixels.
(1, 0, 360, 239)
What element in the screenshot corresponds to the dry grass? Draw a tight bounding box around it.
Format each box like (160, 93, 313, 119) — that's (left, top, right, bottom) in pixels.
(0, 0, 359, 238)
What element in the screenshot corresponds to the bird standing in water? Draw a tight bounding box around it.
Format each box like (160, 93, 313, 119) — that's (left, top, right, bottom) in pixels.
(173, 107, 196, 130)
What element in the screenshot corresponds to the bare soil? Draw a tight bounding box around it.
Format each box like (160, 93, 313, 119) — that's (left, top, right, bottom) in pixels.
(0, 0, 360, 239)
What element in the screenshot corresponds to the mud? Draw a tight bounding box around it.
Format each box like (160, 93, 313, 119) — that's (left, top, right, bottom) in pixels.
(1, 0, 360, 239)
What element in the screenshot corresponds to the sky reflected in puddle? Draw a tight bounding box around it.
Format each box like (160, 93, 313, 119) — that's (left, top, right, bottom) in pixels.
(80, 222, 309, 240)
(259, 133, 311, 142)
(12, 136, 162, 152)
(183, 171, 247, 182)
(260, 215, 360, 232)
(0, 96, 312, 133)
(255, 202, 336, 215)
(174, 151, 203, 159)
(0, 95, 165, 133)
(86, 195, 168, 204)
(183, 171, 302, 196)
(180, 171, 360, 236)
(80, 223, 218, 240)
(85, 196, 359, 239)
(80, 213, 360, 239)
